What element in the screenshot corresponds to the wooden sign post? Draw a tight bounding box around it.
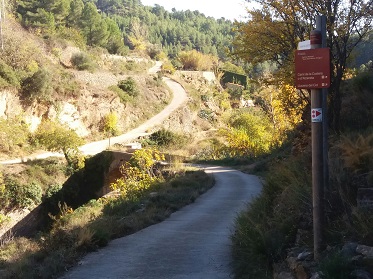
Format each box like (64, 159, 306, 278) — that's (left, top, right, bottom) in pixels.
(295, 15, 330, 260)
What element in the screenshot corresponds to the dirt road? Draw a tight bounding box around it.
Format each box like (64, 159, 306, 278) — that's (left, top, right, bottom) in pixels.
(60, 166, 262, 279)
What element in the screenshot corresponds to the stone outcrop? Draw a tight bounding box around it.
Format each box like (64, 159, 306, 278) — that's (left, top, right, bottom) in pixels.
(274, 242, 373, 279)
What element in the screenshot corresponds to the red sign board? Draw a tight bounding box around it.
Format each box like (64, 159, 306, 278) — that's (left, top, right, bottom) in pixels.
(295, 48, 330, 89)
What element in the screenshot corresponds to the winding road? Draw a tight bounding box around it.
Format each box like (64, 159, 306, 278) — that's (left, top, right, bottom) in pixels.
(60, 166, 262, 279)
(0, 62, 187, 164)
(2, 61, 263, 278)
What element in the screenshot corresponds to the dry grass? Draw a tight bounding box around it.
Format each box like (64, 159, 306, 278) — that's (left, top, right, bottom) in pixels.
(338, 133, 373, 173)
(0, 170, 214, 279)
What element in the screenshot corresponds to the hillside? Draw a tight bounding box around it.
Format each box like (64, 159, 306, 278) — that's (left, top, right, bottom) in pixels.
(0, 1, 372, 279)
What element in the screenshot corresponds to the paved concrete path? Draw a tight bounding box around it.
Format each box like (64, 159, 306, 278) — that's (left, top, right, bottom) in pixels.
(60, 166, 262, 279)
(0, 62, 187, 164)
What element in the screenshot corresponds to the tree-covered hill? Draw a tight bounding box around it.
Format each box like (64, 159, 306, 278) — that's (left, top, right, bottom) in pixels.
(13, 0, 235, 60)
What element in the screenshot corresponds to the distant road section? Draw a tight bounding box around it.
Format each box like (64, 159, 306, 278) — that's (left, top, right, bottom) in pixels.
(79, 76, 187, 156)
(0, 62, 187, 164)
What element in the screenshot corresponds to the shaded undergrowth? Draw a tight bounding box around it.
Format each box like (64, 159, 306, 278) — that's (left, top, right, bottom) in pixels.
(0, 169, 214, 278)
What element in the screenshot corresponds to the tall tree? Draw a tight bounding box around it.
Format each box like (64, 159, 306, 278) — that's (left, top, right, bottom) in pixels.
(66, 0, 84, 27)
(80, 2, 109, 46)
(233, 0, 373, 132)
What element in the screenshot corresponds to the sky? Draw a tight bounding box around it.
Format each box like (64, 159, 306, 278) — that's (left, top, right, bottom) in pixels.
(140, 0, 250, 21)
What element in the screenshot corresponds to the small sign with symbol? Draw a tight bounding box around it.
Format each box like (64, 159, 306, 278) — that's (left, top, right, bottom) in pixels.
(311, 108, 322, 122)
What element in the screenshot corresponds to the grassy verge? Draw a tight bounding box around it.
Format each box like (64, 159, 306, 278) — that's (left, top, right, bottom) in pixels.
(0, 169, 214, 279)
(231, 152, 312, 278)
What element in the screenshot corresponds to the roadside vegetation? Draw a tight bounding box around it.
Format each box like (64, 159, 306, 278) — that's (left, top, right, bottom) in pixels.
(228, 0, 373, 275)
(0, 149, 214, 278)
(0, 0, 372, 278)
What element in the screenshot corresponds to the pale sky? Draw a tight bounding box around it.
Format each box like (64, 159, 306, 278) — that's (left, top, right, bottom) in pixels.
(140, 0, 250, 21)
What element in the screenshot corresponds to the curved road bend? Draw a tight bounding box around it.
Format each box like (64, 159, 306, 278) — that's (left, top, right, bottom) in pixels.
(0, 64, 187, 164)
(61, 166, 262, 279)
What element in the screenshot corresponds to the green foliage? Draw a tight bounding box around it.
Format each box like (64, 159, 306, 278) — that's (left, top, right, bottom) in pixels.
(221, 62, 246, 75)
(0, 167, 213, 279)
(319, 251, 353, 279)
(80, 2, 109, 46)
(233, 0, 372, 132)
(56, 26, 86, 49)
(21, 67, 52, 102)
(44, 183, 63, 199)
(102, 112, 119, 137)
(219, 110, 275, 158)
(338, 133, 373, 174)
(34, 120, 84, 168)
(198, 109, 214, 121)
(1, 179, 42, 210)
(0, 213, 10, 226)
(0, 60, 21, 89)
(232, 154, 311, 278)
(0, 117, 30, 155)
(341, 70, 373, 131)
(13, 0, 235, 61)
(326, 131, 373, 244)
(71, 52, 95, 71)
(117, 77, 139, 97)
(109, 85, 131, 103)
(149, 129, 186, 147)
(53, 70, 80, 97)
(146, 75, 164, 88)
(111, 149, 165, 199)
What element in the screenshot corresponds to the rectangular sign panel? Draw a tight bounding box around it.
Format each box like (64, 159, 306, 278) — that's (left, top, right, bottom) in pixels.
(298, 40, 311, 50)
(295, 48, 331, 89)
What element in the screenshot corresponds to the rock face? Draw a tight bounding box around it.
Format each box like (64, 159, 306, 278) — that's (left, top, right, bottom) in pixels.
(0, 90, 23, 119)
(0, 89, 109, 137)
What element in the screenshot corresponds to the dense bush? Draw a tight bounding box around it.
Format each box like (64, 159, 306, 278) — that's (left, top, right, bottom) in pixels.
(0, 118, 30, 154)
(21, 67, 52, 102)
(54, 71, 80, 97)
(340, 70, 373, 131)
(117, 77, 139, 97)
(149, 129, 185, 147)
(1, 179, 43, 210)
(177, 50, 217, 71)
(71, 52, 95, 71)
(218, 110, 275, 159)
(0, 60, 20, 88)
(161, 61, 175, 74)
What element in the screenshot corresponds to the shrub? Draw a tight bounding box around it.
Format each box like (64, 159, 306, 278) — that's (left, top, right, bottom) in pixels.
(21, 67, 52, 102)
(218, 110, 275, 158)
(3, 179, 43, 209)
(117, 77, 139, 97)
(177, 50, 217, 71)
(161, 61, 175, 74)
(102, 112, 119, 137)
(0, 117, 30, 154)
(54, 71, 80, 98)
(56, 27, 87, 49)
(110, 149, 165, 200)
(0, 60, 20, 88)
(319, 251, 353, 279)
(149, 129, 187, 148)
(0, 213, 10, 226)
(45, 184, 63, 199)
(71, 52, 95, 71)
